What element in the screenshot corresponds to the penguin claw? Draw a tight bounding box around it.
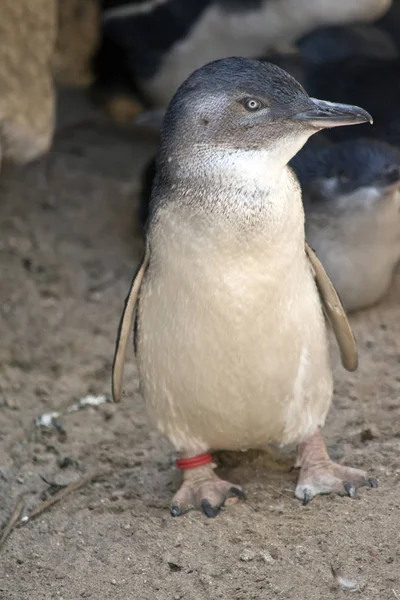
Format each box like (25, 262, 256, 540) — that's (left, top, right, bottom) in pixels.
(229, 486, 246, 499)
(201, 499, 219, 518)
(302, 489, 312, 505)
(170, 504, 182, 517)
(343, 482, 357, 498)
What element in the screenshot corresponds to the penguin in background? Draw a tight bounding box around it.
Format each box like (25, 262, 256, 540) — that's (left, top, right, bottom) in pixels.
(291, 139, 400, 312)
(93, 0, 392, 110)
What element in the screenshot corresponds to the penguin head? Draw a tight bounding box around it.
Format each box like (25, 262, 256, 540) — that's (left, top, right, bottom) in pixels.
(158, 57, 372, 172)
(292, 139, 400, 211)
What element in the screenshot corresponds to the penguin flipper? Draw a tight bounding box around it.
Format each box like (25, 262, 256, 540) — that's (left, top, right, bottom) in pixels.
(305, 242, 358, 372)
(112, 249, 150, 402)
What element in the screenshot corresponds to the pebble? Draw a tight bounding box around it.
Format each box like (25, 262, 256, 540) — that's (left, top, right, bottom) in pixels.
(260, 551, 275, 564)
(239, 549, 256, 562)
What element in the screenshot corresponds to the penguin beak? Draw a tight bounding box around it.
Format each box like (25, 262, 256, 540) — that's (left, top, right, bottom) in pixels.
(294, 98, 373, 128)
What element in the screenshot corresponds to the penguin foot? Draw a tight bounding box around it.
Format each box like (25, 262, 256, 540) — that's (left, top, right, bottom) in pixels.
(170, 465, 245, 518)
(294, 429, 377, 505)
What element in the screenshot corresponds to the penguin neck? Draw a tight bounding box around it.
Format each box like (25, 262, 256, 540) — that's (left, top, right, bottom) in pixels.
(171, 145, 296, 190)
(160, 146, 306, 250)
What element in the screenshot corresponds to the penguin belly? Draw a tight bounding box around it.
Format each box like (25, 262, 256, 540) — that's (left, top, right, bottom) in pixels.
(136, 223, 333, 454)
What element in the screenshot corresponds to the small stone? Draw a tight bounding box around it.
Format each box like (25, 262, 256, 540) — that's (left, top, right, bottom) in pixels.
(174, 534, 183, 547)
(110, 579, 117, 585)
(260, 551, 275, 564)
(240, 549, 256, 562)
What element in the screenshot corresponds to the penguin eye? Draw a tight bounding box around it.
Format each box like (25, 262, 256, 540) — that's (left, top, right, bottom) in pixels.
(242, 98, 263, 112)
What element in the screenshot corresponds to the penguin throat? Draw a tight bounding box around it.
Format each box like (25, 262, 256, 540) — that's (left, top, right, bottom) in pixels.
(170, 146, 293, 190)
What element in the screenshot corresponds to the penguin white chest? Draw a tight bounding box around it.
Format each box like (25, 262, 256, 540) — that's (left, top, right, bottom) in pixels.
(136, 209, 332, 454)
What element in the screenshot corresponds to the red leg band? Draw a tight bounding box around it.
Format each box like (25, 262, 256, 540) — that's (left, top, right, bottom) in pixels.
(176, 452, 213, 470)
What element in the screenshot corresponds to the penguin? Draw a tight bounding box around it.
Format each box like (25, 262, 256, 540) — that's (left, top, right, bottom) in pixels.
(291, 138, 400, 312)
(113, 57, 376, 517)
(94, 0, 392, 108)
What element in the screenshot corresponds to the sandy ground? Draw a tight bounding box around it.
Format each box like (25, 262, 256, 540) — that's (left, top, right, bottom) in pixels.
(0, 87, 400, 600)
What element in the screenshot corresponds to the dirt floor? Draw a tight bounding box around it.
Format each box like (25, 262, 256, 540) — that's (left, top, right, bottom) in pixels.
(0, 86, 400, 600)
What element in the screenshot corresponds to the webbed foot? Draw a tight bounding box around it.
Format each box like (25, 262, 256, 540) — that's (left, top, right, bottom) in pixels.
(295, 429, 377, 505)
(170, 464, 245, 518)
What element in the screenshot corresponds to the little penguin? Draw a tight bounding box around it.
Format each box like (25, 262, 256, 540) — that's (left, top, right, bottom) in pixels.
(96, 0, 392, 107)
(291, 139, 400, 312)
(113, 57, 376, 517)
